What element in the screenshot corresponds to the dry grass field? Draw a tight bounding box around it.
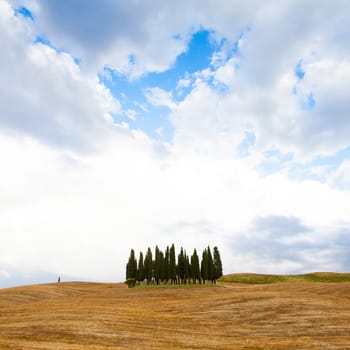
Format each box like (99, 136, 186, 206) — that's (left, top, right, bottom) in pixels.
(1, 278, 350, 349)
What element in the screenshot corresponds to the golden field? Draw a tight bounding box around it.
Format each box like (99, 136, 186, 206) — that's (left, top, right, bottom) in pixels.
(1, 277, 350, 349)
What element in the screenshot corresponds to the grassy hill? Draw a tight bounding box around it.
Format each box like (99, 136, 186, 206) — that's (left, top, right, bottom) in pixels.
(1, 277, 350, 349)
(219, 272, 350, 284)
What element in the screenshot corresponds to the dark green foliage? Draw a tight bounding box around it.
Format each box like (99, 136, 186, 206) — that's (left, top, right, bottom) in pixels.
(153, 246, 166, 285)
(201, 248, 209, 283)
(144, 247, 153, 285)
(213, 246, 223, 280)
(126, 249, 137, 281)
(177, 247, 185, 283)
(159, 250, 165, 282)
(184, 253, 190, 284)
(137, 252, 145, 283)
(207, 246, 215, 283)
(169, 244, 177, 284)
(126, 244, 222, 287)
(199, 246, 217, 284)
(154, 245, 161, 284)
(164, 246, 170, 283)
(191, 249, 201, 284)
(125, 278, 136, 288)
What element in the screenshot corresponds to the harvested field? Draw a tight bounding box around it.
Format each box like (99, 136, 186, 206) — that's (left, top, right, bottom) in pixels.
(1, 281, 350, 349)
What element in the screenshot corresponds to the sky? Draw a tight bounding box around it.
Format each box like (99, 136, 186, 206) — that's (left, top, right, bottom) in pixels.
(1, 0, 350, 288)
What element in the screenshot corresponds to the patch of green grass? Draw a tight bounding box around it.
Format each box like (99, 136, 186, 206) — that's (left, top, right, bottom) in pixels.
(134, 283, 217, 289)
(302, 272, 350, 283)
(219, 272, 350, 284)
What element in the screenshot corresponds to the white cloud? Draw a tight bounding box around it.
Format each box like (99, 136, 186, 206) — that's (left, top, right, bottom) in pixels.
(125, 109, 138, 121)
(0, 0, 121, 152)
(26, 0, 270, 77)
(0, 270, 10, 279)
(248, 58, 350, 160)
(145, 87, 176, 109)
(1, 0, 350, 286)
(155, 127, 163, 136)
(0, 129, 349, 280)
(229, 1, 350, 159)
(30, 1, 193, 76)
(177, 77, 191, 90)
(328, 160, 350, 190)
(1, 129, 350, 282)
(168, 24, 350, 160)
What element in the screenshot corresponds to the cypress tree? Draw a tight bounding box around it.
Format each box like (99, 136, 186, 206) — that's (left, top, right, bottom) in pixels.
(159, 250, 165, 283)
(191, 249, 200, 284)
(184, 253, 190, 284)
(169, 244, 176, 284)
(137, 251, 145, 284)
(154, 245, 161, 284)
(176, 259, 180, 284)
(144, 247, 153, 285)
(164, 246, 170, 283)
(125, 244, 222, 287)
(213, 246, 223, 282)
(126, 249, 137, 287)
(207, 246, 215, 283)
(201, 248, 209, 284)
(177, 247, 185, 284)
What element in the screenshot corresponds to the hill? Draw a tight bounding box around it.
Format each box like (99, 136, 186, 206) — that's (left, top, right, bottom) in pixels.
(219, 271, 350, 284)
(1, 278, 350, 349)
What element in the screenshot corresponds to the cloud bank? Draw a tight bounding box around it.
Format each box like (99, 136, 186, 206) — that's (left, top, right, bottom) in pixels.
(1, 0, 350, 287)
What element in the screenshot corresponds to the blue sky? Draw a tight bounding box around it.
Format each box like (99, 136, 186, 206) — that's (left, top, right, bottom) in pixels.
(1, 0, 350, 287)
(99, 30, 223, 141)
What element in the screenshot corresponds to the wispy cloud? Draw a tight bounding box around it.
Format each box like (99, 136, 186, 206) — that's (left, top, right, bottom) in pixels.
(144, 87, 176, 109)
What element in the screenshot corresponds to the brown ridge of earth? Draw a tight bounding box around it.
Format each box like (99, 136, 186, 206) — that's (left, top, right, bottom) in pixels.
(1, 281, 350, 349)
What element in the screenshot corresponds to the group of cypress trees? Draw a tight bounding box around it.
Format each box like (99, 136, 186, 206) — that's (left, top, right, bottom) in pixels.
(126, 244, 223, 287)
